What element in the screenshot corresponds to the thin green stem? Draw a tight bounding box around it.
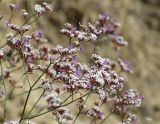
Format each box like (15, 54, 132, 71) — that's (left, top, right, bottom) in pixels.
(0, 60, 7, 121)
(22, 56, 31, 87)
(99, 106, 118, 124)
(0, 86, 42, 103)
(22, 91, 94, 120)
(72, 92, 91, 124)
(10, 65, 23, 73)
(28, 16, 40, 25)
(1, 73, 25, 103)
(19, 62, 52, 123)
(7, 73, 25, 98)
(19, 88, 32, 123)
(26, 89, 45, 118)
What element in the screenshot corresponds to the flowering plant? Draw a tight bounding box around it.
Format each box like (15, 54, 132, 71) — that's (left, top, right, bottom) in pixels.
(0, 1, 143, 124)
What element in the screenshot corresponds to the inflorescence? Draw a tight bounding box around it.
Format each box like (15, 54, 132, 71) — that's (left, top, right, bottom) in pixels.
(0, 1, 143, 124)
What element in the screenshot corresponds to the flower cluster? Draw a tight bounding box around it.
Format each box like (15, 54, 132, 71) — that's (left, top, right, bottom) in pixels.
(55, 107, 73, 123)
(0, 48, 4, 59)
(34, 2, 53, 15)
(60, 23, 97, 41)
(42, 79, 73, 123)
(122, 89, 144, 107)
(3, 121, 19, 124)
(9, 3, 19, 10)
(118, 59, 133, 73)
(119, 113, 138, 124)
(87, 102, 105, 120)
(60, 13, 128, 47)
(6, 23, 31, 34)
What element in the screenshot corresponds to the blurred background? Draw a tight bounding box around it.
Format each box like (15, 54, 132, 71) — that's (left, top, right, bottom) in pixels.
(0, 0, 160, 124)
